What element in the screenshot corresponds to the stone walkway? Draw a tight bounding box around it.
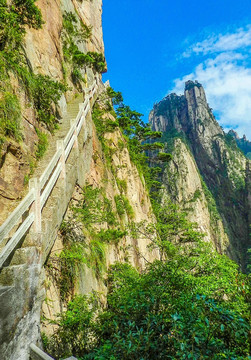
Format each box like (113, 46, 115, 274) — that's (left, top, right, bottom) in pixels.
(33, 93, 84, 181)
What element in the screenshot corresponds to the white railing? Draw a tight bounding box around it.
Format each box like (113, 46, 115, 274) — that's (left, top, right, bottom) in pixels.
(30, 343, 77, 360)
(0, 76, 99, 269)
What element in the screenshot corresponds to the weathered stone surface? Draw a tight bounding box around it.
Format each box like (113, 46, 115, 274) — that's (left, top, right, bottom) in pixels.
(0, 250, 44, 360)
(160, 138, 229, 254)
(0, 0, 105, 224)
(42, 88, 159, 333)
(72, 0, 104, 54)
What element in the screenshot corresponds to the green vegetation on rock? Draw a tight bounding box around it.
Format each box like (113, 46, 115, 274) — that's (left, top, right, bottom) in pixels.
(46, 185, 128, 302)
(106, 87, 171, 191)
(62, 11, 105, 90)
(44, 202, 251, 359)
(35, 128, 48, 159)
(0, 91, 21, 140)
(0, 0, 67, 146)
(44, 88, 251, 359)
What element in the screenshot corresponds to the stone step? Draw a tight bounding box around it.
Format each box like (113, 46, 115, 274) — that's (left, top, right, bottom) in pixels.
(0, 261, 43, 353)
(29, 92, 86, 186)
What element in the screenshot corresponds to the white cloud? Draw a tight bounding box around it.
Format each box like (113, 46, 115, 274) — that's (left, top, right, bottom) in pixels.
(172, 26, 251, 139)
(183, 25, 251, 57)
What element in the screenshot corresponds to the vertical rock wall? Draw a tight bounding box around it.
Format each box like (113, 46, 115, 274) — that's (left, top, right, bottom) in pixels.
(42, 88, 160, 333)
(0, 0, 105, 224)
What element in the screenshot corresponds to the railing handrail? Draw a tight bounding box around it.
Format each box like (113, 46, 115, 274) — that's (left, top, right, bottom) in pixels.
(0, 75, 99, 268)
(30, 343, 55, 360)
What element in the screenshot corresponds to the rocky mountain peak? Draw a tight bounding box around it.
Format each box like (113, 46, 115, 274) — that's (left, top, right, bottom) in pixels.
(150, 81, 250, 269)
(185, 79, 202, 91)
(184, 80, 208, 114)
(149, 80, 223, 141)
(184, 80, 208, 116)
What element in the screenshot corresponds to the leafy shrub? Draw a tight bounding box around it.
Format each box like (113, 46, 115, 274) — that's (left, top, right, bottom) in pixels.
(86, 239, 106, 277)
(157, 151, 173, 162)
(29, 74, 67, 129)
(87, 51, 106, 73)
(92, 105, 119, 139)
(0, 91, 21, 140)
(43, 295, 97, 359)
(0, 0, 43, 52)
(35, 128, 48, 159)
(114, 195, 134, 219)
(116, 178, 127, 193)
(11, 0, 43, 29)
(96, 229, 126, 245)
(190, 188, 201, 202)
(142, 142, 164, 151)
(106, 86, 123, 105)
(62, 11, 105, 75)
(114, 195, 125, 216)
(63, 12, 92, 41)
(71, 68, 85, 88)
(122, 196, 134, 219)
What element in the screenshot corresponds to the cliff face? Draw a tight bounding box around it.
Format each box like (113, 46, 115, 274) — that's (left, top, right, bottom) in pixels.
(150, 81, 250, 267)
(25, 0, 104, 78)
(160, 138, 229, 254)
(0, 0, 104, 224)
(42, 88, 159, 333)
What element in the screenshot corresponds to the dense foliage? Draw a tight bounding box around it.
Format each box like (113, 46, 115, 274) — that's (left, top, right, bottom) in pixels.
(105, 87, 172, 191)
(46, 185, 129, 302)
(44, 203, 250, 359)
(0, 0, 43, 52)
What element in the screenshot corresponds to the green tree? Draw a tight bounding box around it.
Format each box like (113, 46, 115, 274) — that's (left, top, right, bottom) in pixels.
(44, 205, 250, 359)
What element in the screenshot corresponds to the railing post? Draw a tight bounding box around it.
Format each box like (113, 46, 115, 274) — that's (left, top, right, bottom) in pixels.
(70, 119, 79, 151)
(29, 178, 41, 233)
(57, 140, 66, 179)
(83, 87, 90, 103)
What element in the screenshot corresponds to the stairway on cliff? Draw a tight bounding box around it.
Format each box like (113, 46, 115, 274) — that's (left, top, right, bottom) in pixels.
(0, 89, 94, 360)
(33, 93, 84, 180)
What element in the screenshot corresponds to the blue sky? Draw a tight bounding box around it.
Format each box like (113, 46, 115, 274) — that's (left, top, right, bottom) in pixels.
(102, 0, 251, 138)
